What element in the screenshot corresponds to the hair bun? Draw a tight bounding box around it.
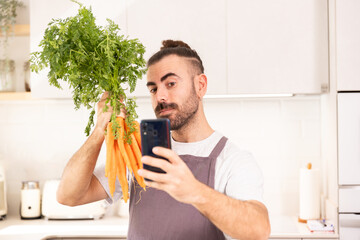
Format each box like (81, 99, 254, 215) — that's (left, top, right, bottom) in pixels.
(161, 40, 191, 50)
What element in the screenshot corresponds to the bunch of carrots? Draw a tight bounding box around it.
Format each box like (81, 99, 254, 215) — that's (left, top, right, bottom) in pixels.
(105, 117, 146, 202)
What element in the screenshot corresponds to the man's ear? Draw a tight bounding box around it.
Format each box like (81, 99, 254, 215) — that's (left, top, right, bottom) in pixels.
(195, 74, 207, 98)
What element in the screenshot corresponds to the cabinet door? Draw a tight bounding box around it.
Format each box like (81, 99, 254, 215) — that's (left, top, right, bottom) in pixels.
(30, 0, 127, 98)
(227, 0, 328, 94)
(336, 0, 360, 91)
(340, 214, 360, 240)
(126, 0, 227, 97)
(338, 93, 360, 185)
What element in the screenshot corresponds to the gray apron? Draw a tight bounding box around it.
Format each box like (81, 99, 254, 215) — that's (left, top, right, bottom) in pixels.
(128, 137, 228, 240)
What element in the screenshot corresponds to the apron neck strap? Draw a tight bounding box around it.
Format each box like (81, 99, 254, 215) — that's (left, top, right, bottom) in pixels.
(208, 136, 228, 159)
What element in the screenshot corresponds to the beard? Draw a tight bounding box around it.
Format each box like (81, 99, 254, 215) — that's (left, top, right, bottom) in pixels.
(154, 87, 199, 131)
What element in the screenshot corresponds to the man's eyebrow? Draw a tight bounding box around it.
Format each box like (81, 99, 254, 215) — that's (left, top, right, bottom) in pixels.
(146, 82, 156, 87)
(146, 72, 179, 87)
(160, 72, 179, 82)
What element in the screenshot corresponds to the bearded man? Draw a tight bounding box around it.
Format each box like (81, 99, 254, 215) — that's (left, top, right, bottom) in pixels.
(57, 40, 271, 240)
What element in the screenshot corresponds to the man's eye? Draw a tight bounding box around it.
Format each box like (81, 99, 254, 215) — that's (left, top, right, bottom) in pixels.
(168, 82, 176, 87)
(149, 88, 157, 94)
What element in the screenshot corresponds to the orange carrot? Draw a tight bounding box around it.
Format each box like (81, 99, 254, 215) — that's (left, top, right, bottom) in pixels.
(129, 133, 144, 179)
(124, 139, 146, 189)
(133, 121, 141, 150)
(108, 138, 117, 197)
(114, 139, 129, 202)
(116, 117, 133, 174)
(105, 122, 114, 178)
(130, 134, 142, 164)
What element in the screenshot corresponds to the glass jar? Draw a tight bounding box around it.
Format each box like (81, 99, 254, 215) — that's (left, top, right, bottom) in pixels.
(0, 60, 16, 92)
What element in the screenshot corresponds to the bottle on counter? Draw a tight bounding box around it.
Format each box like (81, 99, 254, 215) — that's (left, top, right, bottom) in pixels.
(20, 181, 41, 219)
(0, 60, 16, 92)
(23, 61, 30, 92)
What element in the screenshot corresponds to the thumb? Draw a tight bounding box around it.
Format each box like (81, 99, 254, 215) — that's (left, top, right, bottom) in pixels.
(153, 147, 180, 164)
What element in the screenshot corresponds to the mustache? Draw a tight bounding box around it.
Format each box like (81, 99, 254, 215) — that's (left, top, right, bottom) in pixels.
(155, 102, 178, 113)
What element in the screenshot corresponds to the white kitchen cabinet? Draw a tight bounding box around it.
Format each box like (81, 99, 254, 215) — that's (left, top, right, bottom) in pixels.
(126, 0, 227, 97)
(336, 0, 360, 91)
(337, 93, 360, 185)
(30, 0, 127, 98)
(339, 214, 360, 240)
(339, 187, 360, 213)
(227, 0, 328, 94)
(30, 0, 329, 98)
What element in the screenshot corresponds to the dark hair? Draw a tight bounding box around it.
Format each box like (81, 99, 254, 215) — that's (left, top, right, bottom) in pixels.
(147, 40, 204, 74)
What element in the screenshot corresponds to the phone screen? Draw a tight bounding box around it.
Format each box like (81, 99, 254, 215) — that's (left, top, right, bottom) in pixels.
(140, 119, 171, 174)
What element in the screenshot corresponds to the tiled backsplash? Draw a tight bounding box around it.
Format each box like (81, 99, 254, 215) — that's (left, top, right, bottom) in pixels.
(0, 96, 321, 217)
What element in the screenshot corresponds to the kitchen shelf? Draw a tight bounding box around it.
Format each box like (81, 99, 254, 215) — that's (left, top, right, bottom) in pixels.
(0, 92, 32, 100)
(0, 24, 30, 37)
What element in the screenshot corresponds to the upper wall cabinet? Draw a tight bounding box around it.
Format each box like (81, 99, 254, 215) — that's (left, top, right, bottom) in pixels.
(30, 0, 329, 98)
(126, 0, 227, 97)
(30, 0, 127, 98)
(227, 0, 329, 94)
(336, 0, 360, 91)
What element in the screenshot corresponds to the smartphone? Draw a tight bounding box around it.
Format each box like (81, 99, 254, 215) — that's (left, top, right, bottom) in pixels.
(140, 119, 172, 174)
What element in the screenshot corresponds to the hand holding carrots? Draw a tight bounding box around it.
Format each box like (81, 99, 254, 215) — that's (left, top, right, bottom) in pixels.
(95, 92, 113, 131)
(95, 92, 126, 132)
(98, 92, 144, 202)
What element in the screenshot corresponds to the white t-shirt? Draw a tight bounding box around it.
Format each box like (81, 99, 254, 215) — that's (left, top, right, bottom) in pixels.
(94, 131, 264, 239)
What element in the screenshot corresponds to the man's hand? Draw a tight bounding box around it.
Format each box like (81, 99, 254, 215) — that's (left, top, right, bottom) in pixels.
(138, 147, 204, 204)
(95, 92, 126, 132)
(138, 146, 271, 239)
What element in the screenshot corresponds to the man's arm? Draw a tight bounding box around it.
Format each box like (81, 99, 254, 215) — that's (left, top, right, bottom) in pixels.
(138, 147, 271, 240)
(192, 183, 270, 240)
(57, 92, 113, 206)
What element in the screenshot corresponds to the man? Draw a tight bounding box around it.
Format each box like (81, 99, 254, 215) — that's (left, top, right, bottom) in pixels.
(57, 40, 271, 240)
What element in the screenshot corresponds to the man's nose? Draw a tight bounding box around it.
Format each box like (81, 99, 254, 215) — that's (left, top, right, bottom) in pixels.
(156, 85, 168, 102)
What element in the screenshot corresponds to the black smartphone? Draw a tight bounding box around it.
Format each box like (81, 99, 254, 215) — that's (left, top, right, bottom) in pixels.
(140, 119, 171, 174)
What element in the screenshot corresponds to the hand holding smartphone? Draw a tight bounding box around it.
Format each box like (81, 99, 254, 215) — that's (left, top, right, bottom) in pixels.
(140, 119, 171, 174)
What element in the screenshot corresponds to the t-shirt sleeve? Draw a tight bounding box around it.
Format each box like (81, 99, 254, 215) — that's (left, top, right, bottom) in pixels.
(93, 162, 122, 205)
(224, 149, 264, 204)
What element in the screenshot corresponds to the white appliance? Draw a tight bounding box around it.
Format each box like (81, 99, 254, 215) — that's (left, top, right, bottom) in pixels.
(20, 181, 41, 219)
(337, 93, 360, 239)
(42, 180, 107, 220)
(0, 165, 7, 219)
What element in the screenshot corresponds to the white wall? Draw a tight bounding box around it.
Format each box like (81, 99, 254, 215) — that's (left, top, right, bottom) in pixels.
(0, 96, 321, 217)
(1, 0, 322, 219)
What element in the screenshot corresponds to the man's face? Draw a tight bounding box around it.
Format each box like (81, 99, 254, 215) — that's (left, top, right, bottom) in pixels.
(146, 55, 200, 130)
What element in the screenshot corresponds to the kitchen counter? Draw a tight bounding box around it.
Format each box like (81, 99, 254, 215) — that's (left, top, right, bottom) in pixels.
(0, 215, 338, 240)
(0, 216, 129, 240)
(269, 215, 338, 239)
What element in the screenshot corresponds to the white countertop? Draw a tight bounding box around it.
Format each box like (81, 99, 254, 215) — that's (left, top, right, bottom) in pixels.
(0, 216, 128, 240)
(0, 214, 338, 240)
(269, 215, 338, 239)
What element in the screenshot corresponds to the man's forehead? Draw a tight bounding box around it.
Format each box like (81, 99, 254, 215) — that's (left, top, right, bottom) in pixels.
(148, 55, 193, 75)
(147, 57, 188, 80)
